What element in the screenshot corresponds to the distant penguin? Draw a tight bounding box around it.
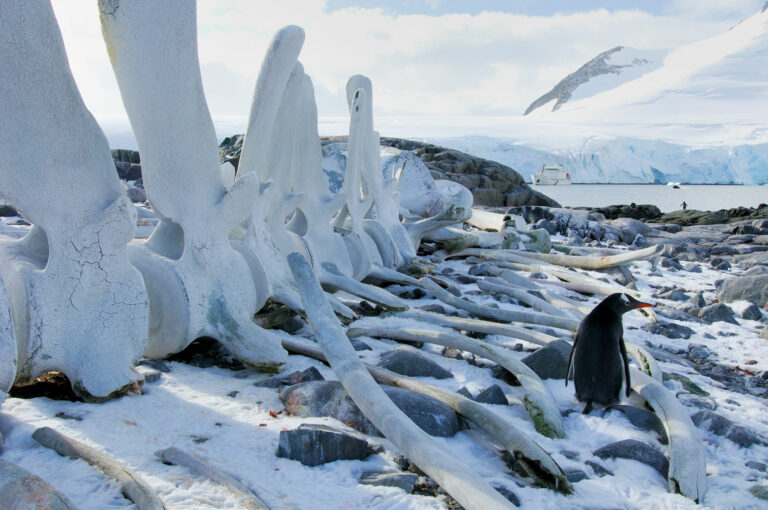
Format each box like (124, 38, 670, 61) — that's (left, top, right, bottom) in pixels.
(566, 293, 652, 414)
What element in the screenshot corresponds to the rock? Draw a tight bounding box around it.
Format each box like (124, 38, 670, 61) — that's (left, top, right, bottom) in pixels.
(642, 322, 695, 339)
(276, 423, 375, 466)
(475, 384, 508, 405)
(281, 381, 459, 437)
(126, 185, 146, 203)
(745, 265, 768, 276)
(698, 303, 738, 324)
(658, 209, 728, 226)
(521, 340, 572, 379)
(665, 224, 683, 233)
(607, 405, 669, 444)
(591, 204, 662, 221)
(0, 204, 19, 217)
(718, 275, 768, 308)
(585, 460, 613, 477)
(378, 346, 453, 379)
(660, 258, 683, 271)
(457, 387, 473, 399)
(254, 366, 325, 388)
(741, 303, 763, 321)
(683, 263, 703, 273)
(726, 425, 766, 448)
(593, 439, 669, 478)
(493, 486, 521, 507)
(565, 469, 588, 483)
(690, 292, 707, 308)
(350, 339, 372, 351)
(608, 218, 652, 244)
(750, 484, 768, 500)
(746, 461, 768, 472)
(687, 344, 711, 363)
(691, 410, 733, 436)
(359, 471, 419, 492)
(657, 288, 688, 301)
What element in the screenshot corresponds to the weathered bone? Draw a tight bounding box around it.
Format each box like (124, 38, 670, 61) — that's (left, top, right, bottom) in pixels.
(0, 458, 76, 510)
(450, 245, 662, 270)
(0, 0, 148, 399)
(394, 310, 560, 346)
(477, 278, 576, 319)
(100, 0, 286, 369)
(420, 278, 580, 331)
(287, 253, 515, 510)
(33, 427, 165, 510)
(348, 326, 564, 438)
(280, 334, 571, 494)
(629, 369, 707, 501)
(156, 447, 270, 510)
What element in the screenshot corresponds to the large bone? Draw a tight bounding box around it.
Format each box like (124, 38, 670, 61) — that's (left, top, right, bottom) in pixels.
(348, 326, 564, 438)
(477, 278, 576, 319)
(450, 245, 661, 270)
(0, 0, 148, 399)
(33, 427, 165, 510)
(280, 334, 571, 494)
(420, 278, 580, 331)
(630, 369, 707, 501)
(0, 459, 77, 509)
(156, 447, 270, 510)
(287, 253, 515, 510)
(100, 0, 286, 370)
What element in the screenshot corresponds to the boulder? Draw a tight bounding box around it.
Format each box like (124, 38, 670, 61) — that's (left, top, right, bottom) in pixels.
(718, 275, 768, 308)
(281, 381, 460, 437)
(698, 303, 738, 324)
(475, 384, 508, 405)
(359, 471, 418, 492)
(254, 366, 325, 388)
(606, 405, 668, 444)
(609, 218, 652, 244)
(276, 423, 375, 466)
(641, 322, 695, 339)
(741, 304, 763, 321)
(378, 346, 453, 379)
(593, 439, 669, 478)
(521, 340, 571, 379)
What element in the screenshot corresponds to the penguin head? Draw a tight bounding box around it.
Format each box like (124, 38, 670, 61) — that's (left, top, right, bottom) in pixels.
(604, 293, 653, 315)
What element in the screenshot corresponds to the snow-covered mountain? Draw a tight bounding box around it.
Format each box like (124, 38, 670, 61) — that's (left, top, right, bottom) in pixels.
(524, 46, 666, 115)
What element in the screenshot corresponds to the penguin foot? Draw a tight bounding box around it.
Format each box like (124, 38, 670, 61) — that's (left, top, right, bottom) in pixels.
(582, 400, 594, 414)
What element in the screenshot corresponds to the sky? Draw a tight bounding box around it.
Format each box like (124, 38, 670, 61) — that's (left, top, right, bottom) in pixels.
(50, 0, 766, 120)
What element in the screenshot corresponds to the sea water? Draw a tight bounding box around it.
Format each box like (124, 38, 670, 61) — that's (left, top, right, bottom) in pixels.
(535, 184, 767, 213)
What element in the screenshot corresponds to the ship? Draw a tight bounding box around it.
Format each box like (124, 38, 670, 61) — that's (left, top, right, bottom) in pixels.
(531, 164, 572, 185)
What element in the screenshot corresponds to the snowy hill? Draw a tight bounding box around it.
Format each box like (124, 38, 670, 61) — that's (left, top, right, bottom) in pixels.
(524, 46, 666, 115)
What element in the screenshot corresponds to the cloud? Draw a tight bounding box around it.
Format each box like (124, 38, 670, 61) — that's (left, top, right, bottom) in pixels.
(49, 0, 756, 122)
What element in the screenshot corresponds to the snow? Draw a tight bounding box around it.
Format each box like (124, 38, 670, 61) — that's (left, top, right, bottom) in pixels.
(2, 214, 768, 508)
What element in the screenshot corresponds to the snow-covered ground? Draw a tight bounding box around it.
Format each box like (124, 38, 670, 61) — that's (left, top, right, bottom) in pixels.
(1, 219, 767, 509)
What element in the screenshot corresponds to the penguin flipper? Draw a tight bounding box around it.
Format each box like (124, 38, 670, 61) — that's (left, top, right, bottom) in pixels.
(619, 334, 631, 397)
(565, 332, 579, 387)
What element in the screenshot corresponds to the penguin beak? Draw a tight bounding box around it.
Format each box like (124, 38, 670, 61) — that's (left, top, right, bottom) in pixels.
(626, 295, 653, 310)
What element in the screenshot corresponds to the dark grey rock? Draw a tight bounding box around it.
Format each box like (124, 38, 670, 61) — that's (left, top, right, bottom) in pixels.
(560, 449, 579, 460)
(718, 275, 768, 308)
(691, 410, 734, 436)
(276, 423, 374, 466)
(690, 292, 707, 307)
(642, 322, 695, 339)
(475, 384, 508, 405)
(687, 344, 711, 364)
(585, 460, 613, 477)
(593, 439, 669, 478)
(0, 204, 19, 217)
(281, 381, 459, 437)
(521, 340, 572, 379)
(378, 347, 453, 379)
(468, 263, 499, 277)
(457, 387, 473, 399)
(254, 366, 324, 388)
(726, 425, 766, 448)
(359, 471, 419, 492)
(454, 275, 477, 284)
(565, 469, 588, 483)
(698, 303, 738, 324)
(350, 339, 372, 351)
(677, 393, 717, 410)
(126, 186, 146, 203)
(660, 258, 684, 271)
(750, 484, 768, 500)
(684, 263, 703, 273)
(529, 271, 548, 280)
(493, 486, 521, 507)
(742, 303, 763, 321)
(607, 405, 669, 444)
(747, 461, 768, 472)
(657, 289, 689, 301)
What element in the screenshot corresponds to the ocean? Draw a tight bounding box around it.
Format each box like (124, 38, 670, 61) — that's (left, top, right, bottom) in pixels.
(533, 184, 767, 213)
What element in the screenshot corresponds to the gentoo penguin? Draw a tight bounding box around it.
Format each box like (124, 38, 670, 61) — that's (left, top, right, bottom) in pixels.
(566, 293, 652, 414)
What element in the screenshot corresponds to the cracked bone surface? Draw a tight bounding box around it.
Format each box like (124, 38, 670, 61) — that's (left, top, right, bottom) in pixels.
(0, 0, 148, 400)
(100, 0, 286, 369)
